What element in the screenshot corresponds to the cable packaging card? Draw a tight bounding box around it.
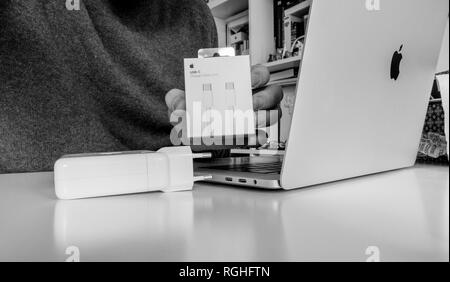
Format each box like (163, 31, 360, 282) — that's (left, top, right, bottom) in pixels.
(184, 55, 255, 143)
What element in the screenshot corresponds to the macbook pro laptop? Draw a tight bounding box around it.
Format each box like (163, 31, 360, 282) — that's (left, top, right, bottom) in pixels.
(195, 0, 449, 190)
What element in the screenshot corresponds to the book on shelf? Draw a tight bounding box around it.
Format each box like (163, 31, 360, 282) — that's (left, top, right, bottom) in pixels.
(267, 78, 298, 87)
(303, 14, 309, 31)
(273, 0, 284, 50)
(283, 15, 306, 52)
(272, 0, 310, 65)
(274, 0, 304, 50)
(269, 68, 298, 83)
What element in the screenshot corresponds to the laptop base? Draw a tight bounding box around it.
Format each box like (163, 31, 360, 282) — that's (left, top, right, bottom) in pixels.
(194, 156, 283, 190)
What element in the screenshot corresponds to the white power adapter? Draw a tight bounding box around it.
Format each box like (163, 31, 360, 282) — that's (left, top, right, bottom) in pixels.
(54, 146, 212, 200)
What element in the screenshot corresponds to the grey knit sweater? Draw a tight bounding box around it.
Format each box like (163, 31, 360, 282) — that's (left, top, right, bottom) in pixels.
(0, 0, 217, 173)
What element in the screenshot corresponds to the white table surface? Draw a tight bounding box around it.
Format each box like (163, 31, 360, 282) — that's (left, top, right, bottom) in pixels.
(0, 165, 448, 262)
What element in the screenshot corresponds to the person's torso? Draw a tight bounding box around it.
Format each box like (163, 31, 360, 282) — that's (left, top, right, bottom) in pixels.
(0, 0, 217, 172)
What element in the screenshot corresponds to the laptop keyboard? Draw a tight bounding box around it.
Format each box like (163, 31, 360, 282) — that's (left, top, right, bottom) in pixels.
(204, 161, 283, 175)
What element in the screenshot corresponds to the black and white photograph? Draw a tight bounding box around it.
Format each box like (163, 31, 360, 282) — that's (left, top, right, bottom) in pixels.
(0, 0, 449, 269)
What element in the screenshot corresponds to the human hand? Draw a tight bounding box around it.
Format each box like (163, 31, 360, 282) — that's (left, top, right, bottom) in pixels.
(165, 65, 284, 145)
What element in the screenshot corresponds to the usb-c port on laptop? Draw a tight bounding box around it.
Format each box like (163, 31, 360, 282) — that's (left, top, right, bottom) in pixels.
(239, 179, 247, 183)
(225, 177, 233, 182)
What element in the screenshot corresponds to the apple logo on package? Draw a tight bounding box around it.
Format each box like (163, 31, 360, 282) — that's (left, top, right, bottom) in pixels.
(390, 45, 403, 81)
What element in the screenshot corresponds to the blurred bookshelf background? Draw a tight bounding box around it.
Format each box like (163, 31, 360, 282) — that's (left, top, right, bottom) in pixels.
(205, 0, 449, 162)
(205, 0, 311, 153)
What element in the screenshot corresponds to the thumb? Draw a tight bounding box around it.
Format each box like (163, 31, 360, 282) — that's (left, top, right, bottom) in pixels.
(165, 89, 186, 112)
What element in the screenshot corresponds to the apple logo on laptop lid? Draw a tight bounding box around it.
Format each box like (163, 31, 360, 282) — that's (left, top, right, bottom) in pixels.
(391, 45, 403, 81)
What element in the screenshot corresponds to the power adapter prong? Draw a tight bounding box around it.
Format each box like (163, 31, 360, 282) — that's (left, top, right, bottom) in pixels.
(192, 153, 212, 159)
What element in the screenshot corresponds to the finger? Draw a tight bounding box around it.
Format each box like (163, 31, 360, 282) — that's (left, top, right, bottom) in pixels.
(247, 129, 268, 147)
(170, 120, 190, 146)
(255, 108, 282, 128)
(165, 89, 186, 112)
(251, 65, 270, 89)
(169, 109, 187, 127)
(252, 85, 284, 111)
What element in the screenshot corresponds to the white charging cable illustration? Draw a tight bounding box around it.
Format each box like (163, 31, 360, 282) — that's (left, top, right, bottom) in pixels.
(225, 82, 237, 135)
(202, 83, 214, 118)
(202, 83, 214, 136)
(225, 82, 237, 111)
